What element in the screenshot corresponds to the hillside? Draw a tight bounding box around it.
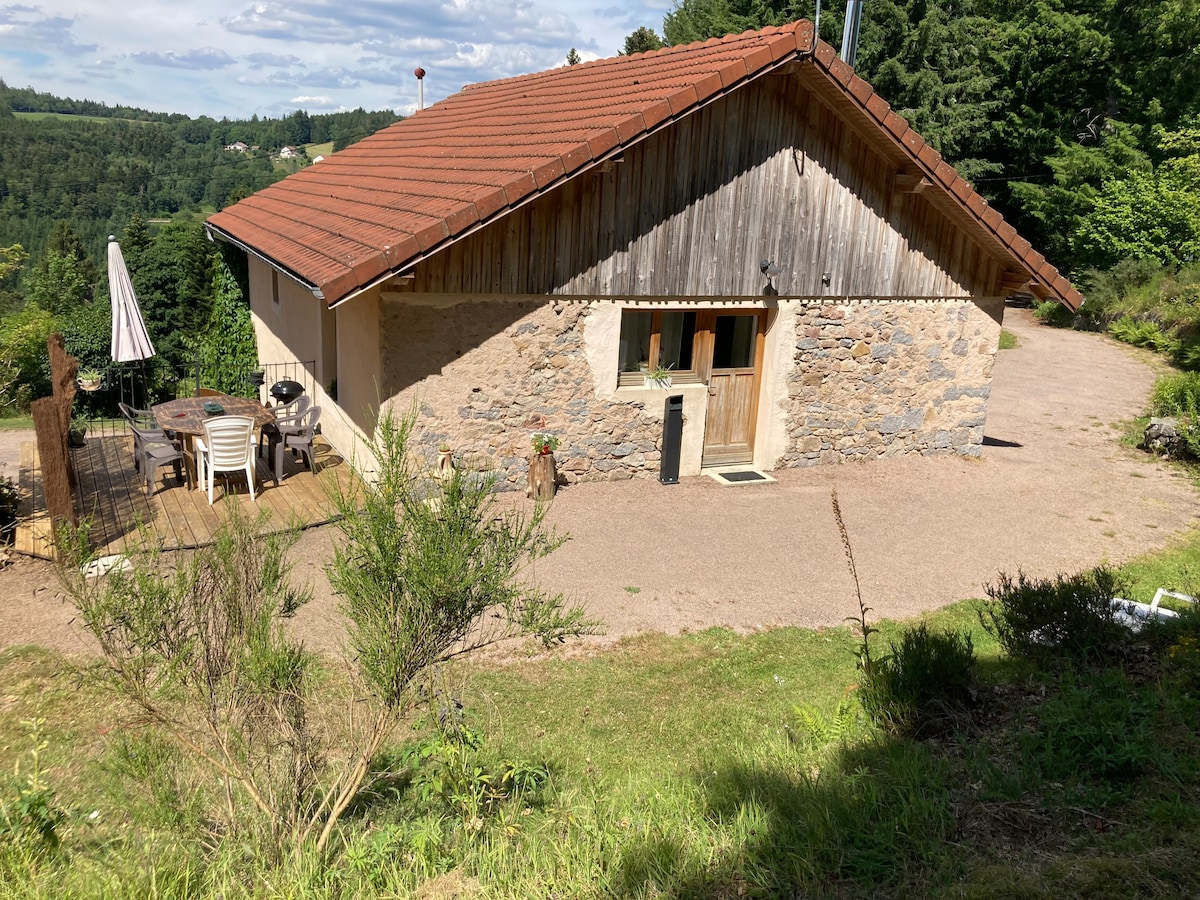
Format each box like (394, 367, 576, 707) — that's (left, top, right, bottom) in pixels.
(0, 80, 401, 265)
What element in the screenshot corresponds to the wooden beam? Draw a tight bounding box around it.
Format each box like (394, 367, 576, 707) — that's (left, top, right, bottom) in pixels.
(894, 172, 930, 194)
(1000, 271, 1032, 294)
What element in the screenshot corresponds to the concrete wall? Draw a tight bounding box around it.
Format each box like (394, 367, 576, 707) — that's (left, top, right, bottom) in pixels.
(247, 257, 380, 470)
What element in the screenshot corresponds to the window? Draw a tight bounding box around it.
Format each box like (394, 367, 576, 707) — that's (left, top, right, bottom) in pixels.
(271, 270, 280, 307)
(617, 309, 699, 386)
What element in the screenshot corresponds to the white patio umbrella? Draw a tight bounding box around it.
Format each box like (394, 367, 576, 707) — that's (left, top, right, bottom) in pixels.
(108, 235, 155, 362)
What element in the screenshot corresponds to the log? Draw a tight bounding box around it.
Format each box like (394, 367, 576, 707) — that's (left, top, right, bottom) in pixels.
(526, 453, 557, 500)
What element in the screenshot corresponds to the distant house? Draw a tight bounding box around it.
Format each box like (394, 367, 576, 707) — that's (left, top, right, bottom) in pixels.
(223, 141, 249, 152)
(207, 22, 1079, 489)
(279, 145, 301, 159)
(311, 155, 325, 164)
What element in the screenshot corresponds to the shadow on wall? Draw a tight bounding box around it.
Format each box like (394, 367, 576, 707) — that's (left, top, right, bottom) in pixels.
(379, 296, 543, 400)
(408, 73, 908, 297)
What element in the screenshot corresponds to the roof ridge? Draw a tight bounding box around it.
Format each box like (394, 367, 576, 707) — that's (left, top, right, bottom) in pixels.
(208, 18, 1076, 309)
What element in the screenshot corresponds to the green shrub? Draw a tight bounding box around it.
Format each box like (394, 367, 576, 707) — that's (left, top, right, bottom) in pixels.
(858, 622, 975, 734)
(1033, 300, 1074, 327)
(1028, 669, 1159, 783)
(0, 719, 67, 858)
(981, 568, 1131, 667)
(1109, 315, 1182, 355)
(1150, 370, 1200, 417)
(0, 473, 17, 544)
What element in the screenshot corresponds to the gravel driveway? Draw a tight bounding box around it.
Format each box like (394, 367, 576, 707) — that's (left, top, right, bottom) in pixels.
(3, 308, 1198, 656)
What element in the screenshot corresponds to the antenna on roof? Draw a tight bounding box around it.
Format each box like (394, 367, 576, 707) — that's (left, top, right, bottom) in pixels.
(841, 0, 863, 66)
(414, 67, 426, 111)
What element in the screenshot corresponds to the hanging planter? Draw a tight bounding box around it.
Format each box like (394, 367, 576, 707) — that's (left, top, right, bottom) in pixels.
(248, 368, 266, 387)
(77, 370, 103, 392)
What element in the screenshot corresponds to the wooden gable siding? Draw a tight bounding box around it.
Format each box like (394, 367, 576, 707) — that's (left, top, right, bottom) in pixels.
(408, 72, 1002, 298)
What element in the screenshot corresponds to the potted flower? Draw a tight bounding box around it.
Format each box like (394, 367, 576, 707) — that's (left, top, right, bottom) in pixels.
(643, 362, 673, 389)
(77, 369, 103, 392)
(531, 432, 559, 456)
(68, 414, 88, 447)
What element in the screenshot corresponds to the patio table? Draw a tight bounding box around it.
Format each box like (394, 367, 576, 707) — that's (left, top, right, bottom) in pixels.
(152, 394, 275, 489)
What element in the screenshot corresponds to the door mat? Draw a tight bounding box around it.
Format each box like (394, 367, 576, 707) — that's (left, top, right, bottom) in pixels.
(706, 467, 777, 486)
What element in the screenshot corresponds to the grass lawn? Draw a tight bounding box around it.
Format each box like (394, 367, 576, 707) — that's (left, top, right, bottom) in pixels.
(0, 415, 33, 431)
(13, 112, 115, 123)
(3, 535, 1200, 897)
(998, 328, 1018, 350)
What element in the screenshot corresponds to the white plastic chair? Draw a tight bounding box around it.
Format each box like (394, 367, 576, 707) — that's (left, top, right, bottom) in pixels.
(194, 415, 258, 505)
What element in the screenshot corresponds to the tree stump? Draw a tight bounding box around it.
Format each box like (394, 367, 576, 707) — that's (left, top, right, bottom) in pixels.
(527, 453, 557, 500)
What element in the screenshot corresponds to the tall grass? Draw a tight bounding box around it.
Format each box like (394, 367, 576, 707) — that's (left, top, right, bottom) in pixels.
(6, 531, 1200, 896)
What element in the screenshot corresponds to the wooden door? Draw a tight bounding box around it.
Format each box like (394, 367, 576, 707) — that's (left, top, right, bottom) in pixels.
(700, 311, 766, 467)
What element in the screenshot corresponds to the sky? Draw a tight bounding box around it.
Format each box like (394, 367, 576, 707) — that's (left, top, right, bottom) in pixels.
(0, 1, 672, 120)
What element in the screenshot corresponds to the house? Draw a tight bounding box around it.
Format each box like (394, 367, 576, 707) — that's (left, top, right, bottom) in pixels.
(279, 145, 301, 159)
(223, 141, 249, 152)
(206, 21, 1079, 489)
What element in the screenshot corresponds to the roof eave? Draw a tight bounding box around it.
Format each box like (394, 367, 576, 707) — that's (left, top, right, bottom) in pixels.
(205, 221, 326, 300)
(802, 40, 1080, 310)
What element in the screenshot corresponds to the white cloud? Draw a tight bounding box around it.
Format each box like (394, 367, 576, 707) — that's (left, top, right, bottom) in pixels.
(245, 51, 301, 68)
(0, 0, 676, 118)
(131, 48, 236, 70)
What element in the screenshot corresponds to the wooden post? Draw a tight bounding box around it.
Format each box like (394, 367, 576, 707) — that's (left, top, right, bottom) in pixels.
(32, 335, 81, 552)
(527, 453, 557, 500)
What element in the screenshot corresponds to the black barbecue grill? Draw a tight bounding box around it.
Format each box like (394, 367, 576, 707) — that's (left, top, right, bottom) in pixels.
(269, 380, 304, 406)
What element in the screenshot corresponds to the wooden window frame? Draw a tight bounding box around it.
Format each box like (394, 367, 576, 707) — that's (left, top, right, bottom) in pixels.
(617, 309, 705, 388)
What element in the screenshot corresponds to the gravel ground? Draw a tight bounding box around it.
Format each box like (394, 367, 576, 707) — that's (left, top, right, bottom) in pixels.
(3, 308, 1198, 657)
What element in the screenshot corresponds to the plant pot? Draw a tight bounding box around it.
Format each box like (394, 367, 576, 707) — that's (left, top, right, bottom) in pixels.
(248, 370, 266, 386)
(68, 429, 86, 447)
(642, 376, 671, 389)
(77, 378, 102, 392)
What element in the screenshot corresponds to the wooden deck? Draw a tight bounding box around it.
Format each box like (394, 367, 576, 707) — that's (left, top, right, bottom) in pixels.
(16, 419, 355, 559)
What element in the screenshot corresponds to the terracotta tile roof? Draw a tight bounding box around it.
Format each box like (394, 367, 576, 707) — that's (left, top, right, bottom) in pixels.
(206, 21, 1080, 310)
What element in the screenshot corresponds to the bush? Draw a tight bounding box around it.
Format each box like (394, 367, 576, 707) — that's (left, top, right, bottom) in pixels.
(0, 473, 17, 544)
(858, 622, 975, 734)
(1150, 370, 1200, 417)
(1109, 315, 1182, 355)
(1032, 300, 1074, 327)
(981, 568, 1131, 667)
(1028, 669, 1159, 783)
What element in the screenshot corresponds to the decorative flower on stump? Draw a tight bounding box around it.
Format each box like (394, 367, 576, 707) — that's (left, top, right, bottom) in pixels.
(527, 432, 559, 500)
(531, 432, 560, 457)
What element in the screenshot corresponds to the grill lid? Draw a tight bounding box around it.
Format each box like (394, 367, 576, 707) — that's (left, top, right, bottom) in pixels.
(269, 380, 304, 404)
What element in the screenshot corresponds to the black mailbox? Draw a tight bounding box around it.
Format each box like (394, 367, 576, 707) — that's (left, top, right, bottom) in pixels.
(659, 394, 684, 484)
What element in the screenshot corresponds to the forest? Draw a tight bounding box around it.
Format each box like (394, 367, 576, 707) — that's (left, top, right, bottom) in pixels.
(0, 83, 399, 412)
(2, 0, 1200, 416)
(625, 0, 1200, 278)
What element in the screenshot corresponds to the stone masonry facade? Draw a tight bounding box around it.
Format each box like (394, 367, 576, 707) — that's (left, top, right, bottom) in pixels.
(382, 295, 1000, 488)
(781, 298, 1001, 466)
(383, 297, 663, 491)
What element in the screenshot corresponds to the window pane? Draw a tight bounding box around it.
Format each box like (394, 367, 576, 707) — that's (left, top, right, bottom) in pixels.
(658, 311, 695, 372)
(712, 315, 756, 368)
(619, 311, 652, 372)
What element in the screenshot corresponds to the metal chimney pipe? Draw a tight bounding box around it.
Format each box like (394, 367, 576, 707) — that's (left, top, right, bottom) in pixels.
(414, 67, 426, 110)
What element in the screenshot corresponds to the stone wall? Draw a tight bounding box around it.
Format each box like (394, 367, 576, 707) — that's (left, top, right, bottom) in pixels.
(780, 297, 1002, 466)
(381, 295, 664, 490)
(380, 294, 1002, 487)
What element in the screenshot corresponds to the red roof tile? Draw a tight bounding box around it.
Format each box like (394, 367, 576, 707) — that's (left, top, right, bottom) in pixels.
(207, 20, 1077, 309)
